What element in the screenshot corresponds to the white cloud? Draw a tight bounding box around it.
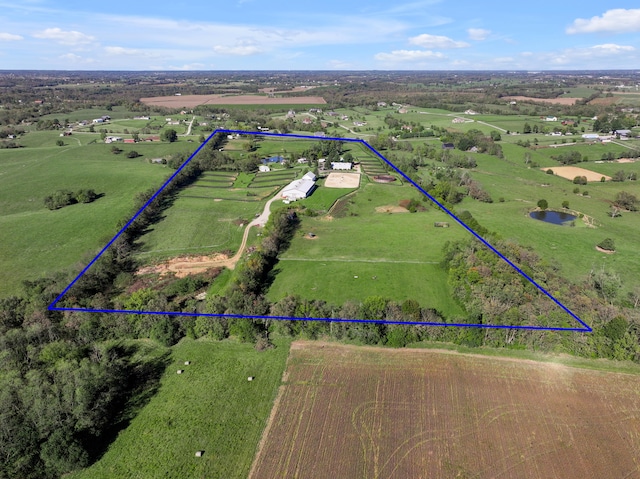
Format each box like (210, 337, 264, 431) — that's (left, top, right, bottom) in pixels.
(374, 49, 445, 62)
(59, 53, 96, 63)
(0, 32, 23, 41)
(33, 27, 95, 45)
(104, 46, 142, 56)
(212, 45, 262, 56)
(409, 33, 469, 49)
(590, 43, 635, 54)
(567, 9, 640, 34)
(467, 28, 491, 41)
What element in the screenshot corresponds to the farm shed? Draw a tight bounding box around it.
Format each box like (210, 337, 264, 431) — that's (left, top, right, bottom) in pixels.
(331, 162, 352, 170)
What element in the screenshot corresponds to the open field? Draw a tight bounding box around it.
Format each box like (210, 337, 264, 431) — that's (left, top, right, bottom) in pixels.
(458, 152, 640, 292)
(140, 94, 327, 108)
(0, 136, 187, 295)
(251, 341, 640, 479)
(503, 96, 580, 105)
(136, 194, 264, 261)
(73, 338, 290, 479)
(542, 165, 611, 182)
(268, 181, 467, 313)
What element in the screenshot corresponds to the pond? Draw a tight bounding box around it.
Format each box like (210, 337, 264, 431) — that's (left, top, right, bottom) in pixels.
(529, 210, 577, 225)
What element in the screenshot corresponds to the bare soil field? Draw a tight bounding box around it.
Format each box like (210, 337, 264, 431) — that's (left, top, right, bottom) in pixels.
(375, 205, 409, 213)
(503, 96, 580, 105)
(140, 94, 326, 108)
(324, 172, 360, 188)
(250, 341, 640, 479)
(136, 253, 231, 277)
(542, 166, 611, 182)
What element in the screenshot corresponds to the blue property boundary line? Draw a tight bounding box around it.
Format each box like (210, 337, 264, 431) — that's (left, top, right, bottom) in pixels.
(49, 129, 592, 332)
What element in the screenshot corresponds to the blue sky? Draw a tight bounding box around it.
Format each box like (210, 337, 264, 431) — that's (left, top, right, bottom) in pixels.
(0, 0, 639, 70)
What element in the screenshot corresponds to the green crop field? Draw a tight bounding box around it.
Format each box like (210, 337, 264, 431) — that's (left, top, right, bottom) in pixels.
(0, 134, 192, 295)
(71, 338, 290, 479)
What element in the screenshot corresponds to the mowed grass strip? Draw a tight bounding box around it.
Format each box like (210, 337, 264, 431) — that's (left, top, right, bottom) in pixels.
(73, 338, 290, 479)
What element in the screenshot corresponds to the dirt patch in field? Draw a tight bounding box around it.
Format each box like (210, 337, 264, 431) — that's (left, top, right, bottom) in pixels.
(136, 253, 230, 278)
(542, 166, 611, 182)
(324, 172, 360, 188)
(140, 94, 326, 108)
(375, 205, 409, 213)
(596, 246, 616, 254)
(250, 341, 640, 479)
(589, 96, 619, 106)
(616, 158, 637, 163)
(503, 96, 580, 105)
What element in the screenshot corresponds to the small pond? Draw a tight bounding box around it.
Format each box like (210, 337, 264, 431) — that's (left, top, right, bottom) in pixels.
(529, 210, 577, 225)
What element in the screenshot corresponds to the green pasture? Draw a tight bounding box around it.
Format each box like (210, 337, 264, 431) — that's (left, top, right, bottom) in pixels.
(38, 106, 142, 121)
(72, 338, 290, 479)
(460, 152, 640, 292)
(268, 261, 464, 317)
(269, 182, 468, 311)
(0, 141, 183, 295)
(136, 195, 264, 260)
(298, 184, 354, 211)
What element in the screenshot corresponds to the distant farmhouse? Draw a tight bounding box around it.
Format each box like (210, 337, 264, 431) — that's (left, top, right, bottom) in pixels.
(281, 172, 317, 202)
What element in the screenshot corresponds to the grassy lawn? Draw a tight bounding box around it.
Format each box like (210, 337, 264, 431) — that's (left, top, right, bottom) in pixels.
(268, 181, 468, 314)
(459, 151, 640, 293)
(72, 338, 290, 479)
(136, 195, 264, 260)
(0, 140, 184, 295)
(268, 261, 465, 317)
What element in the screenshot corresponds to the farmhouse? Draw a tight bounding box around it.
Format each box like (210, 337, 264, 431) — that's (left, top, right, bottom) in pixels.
(615, 129, 632, 138)
(442, 142, 455, 150)
(92, 118, 104, 124)
(582, 133, 599, 140)
(104, 136, 123, 143)
(331, 162, 352, 170)
(281, 172, 316, 201)
(545, 116, 558, 122)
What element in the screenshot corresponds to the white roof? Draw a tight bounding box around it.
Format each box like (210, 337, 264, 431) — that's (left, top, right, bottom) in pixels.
(281, 178, 315, 199)
(302, 171, 317, 181)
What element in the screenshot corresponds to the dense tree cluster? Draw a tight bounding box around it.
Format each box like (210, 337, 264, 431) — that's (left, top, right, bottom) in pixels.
(43, 189, 98, 210)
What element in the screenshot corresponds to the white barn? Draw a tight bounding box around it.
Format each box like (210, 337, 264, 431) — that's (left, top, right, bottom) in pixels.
(331, 162, 352, 170)
(281, 174, 316, 201)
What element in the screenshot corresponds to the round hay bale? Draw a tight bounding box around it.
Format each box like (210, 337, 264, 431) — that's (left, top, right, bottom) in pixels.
(184, 361, 191, 365)
(248, 376, 254, 381)
(195, 450, 204, 457)
(177, 370, 184, 374)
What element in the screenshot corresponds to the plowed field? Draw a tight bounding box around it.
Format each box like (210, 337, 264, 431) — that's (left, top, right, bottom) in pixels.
(250, 341, 640, 479)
